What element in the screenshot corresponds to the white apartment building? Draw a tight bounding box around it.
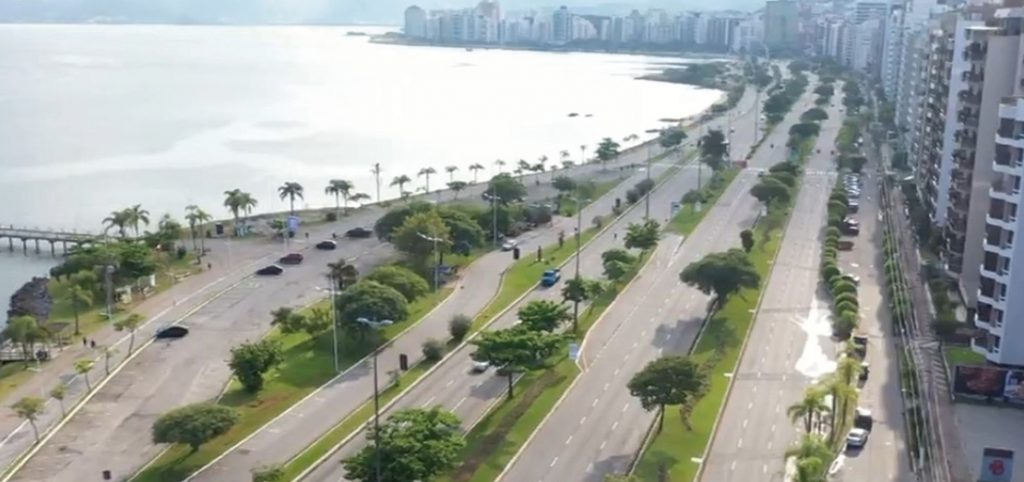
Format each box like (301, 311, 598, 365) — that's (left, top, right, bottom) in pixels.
(882, 8, 904, 99)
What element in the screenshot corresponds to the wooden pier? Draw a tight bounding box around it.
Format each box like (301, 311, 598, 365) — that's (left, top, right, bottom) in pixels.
(0, 225, 103, 256)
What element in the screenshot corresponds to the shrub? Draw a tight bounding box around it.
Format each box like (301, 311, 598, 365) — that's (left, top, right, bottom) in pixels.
(833, 292, 858, 308)
(682, 190, 705, 204)
(825, 226, 841, 240)
(821, 263, 841, 281)
(835, 300, 859, 316)
(422, 339, 445, 362)
(834, 311, 858, 338)
(449, 314, 471, 342)
(325, 211, 338, 222)
(832, 280, 857, 297)
(625, 189, 640, 204)
(175, 245, 187, 260)
(364, 266, 431, 301)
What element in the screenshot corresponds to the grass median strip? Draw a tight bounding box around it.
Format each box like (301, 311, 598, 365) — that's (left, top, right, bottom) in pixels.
(130, 288, 452, 482)
(669, 168, 739, 236)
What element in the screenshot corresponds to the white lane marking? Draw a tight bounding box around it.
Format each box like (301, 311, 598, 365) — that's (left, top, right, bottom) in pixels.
(550, 457, 559, 467)
(747, 402, 753, 410)
(603, 383, 610, 392)
(776, 404, 780, 413)
(614, 368, 620, 375)
(768, 440, 774, 450)
(422, 396, 436, 408)
(592, 399, 599, 408)
(752, 385, 758, 393)
(612, 421, 619, 431)
(731, 461, 737, 471)
(454, 396, 468, 411)
(622, 403, 629, 413)
(641, 330, 647, 337)
(600, 440, 607, 450)
(633, 342, 638, 348)
(623, 354, 630, 361)
(665, 333, 672, 341)
(738, 438, 743, 448)
(742, 419, 748, 429)
(771, 424, 776, 433)
(763, 464, 768, 474)
(658, 348, 663, 355)
(446, 379, 455, 387)
(587, 463, 594, 473)
(565, 435, 573, 445)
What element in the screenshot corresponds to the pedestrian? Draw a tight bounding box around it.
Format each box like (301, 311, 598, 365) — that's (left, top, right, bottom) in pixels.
(305, 232, 310, 239)
(614, 232, 618, 240)
(207, 263, 212, 270)
(82, 337, 87, 348)
(89, 339, 96, 349)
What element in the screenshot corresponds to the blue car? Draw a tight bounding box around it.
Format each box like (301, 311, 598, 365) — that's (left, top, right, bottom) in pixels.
(541, 268, 561, 287)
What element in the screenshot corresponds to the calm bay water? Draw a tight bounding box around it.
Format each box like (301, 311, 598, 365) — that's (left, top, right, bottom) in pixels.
(0, 24, 721, 300)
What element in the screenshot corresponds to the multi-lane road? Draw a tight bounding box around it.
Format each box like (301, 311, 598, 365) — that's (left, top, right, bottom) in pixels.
(298, 79, 779, 482)
(496, 79, 820, 482)
(5, 152, 644, 481)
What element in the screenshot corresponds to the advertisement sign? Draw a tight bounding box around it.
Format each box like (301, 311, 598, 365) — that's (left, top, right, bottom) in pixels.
(953, 365, 1024, 405)
(980, 448, 1014, 482)
(287, 215, 300, 234)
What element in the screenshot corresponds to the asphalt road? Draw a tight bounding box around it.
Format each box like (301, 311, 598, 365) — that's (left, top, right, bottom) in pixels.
(495, 82, 820, 482)
(301, 83, 773, 482)
(698, 97, 849, 482)
(6, 153, 642, 481)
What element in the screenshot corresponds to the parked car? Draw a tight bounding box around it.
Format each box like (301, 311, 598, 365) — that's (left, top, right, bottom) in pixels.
(847, 200, 860, 214)
(279, 253, 304, 265)
(854, 408, 874, 431)
(315, 240, 337, 250)
(846, 428, 870, 449)
(838, 240, 855, 251)
(859, 361, 870, 382)
(346, 227, 373, 238)
(852, 335, 869, 359)
(541, 268, 562, 287)
(840, 219, 860, 236)
(256, 264, 284, 276)
(501, 239, 518, 251)
(156, 325, 189, 339)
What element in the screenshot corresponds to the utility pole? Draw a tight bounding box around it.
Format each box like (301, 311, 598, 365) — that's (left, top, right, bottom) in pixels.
(371, 163, 382, 204)
(328, 274, 339, 373)
(491, 183, 498, 247)
(644, 141, 652, 220)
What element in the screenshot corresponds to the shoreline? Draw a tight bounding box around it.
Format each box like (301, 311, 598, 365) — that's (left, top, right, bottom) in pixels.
(369, 35, 735, 61)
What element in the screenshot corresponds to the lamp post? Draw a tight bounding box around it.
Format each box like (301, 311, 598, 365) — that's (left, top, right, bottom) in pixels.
(417, 232, 444, 292)
(356, 317, 394, 482)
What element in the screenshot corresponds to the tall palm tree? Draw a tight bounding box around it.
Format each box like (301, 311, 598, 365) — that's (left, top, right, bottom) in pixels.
(494, 158, 506, 173)
(787, 387, 830, 434)
(184, 205, 212, 255)
(66, 284, 93, 335)
(278, 182, 304, 215)
(327, 259, 360, 291)
(445, 165, 459, 182)
(325, 179, 355, 217)
(559, 150, 571, 163)
(125, 204, 150, 237)
(350, 192, 371, 206)
(468, 163, 485, 183)
(418, 167, 437, 192)
(224, 189, 258, 236)
(102, 210, 131, 238)
(390, 175, 411, 198)
(517, 159, 531, 175)
(822, 375, 859, 440)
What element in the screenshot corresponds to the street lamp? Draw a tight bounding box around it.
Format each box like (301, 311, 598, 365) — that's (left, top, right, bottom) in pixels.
(327, 274, 339, 373)
(417, 232, 445, 292)
(356, 317, 394, 482)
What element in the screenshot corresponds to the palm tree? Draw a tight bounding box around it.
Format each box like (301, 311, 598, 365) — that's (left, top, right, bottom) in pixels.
(784, 433, 832, 462)
(11, 397, 43, 443)
(559, 150, 571, 164)
(50, 384, 67, 418)
(327, 259, 360, 291)
(125, 204, 150, 237)
(562, 160, 575, 170)
(115, 315, 142, 355)
(468, 163, 485, 183)
(792, 457, 827, 482)
(278, 182, 304, 215)
(224, 189, 258, 236)
(787, 387, 830, 434)
(102, 210, 131, 238)
(75, 359, 95, 391)
(822, 375, 859, 440)
(390, 175, 411, 198)
(445, 165, 459, 182)
(66, 284, 93, 335)
(494, 158, 506, 173)
(184, 205, 212, 257)
(350, 192, 371, 206)
(448, 181, 468, 199)
(418, 167, 437, 192)
(324, 179, 355, 217)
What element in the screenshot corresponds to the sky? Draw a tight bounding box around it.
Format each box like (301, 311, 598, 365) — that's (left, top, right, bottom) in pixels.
(0, 0, 763, 24)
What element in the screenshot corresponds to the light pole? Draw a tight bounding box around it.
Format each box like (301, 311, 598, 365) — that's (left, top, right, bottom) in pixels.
(490, 183, 498, 248)
(104, 264, 114, 319)
(372, 163, 382, 204)
(645, 136, 654, 221)
(580, 145, 587, 168)
(417, 232, 444, 292)
(327, 273, 339, 373)
(356, 317, 394, 482)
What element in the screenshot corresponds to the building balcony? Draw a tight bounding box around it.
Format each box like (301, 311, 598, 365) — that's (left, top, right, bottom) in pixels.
(977, 287, 1006, 309)
(990, 176, 1021, 201)
(993, 155, 1024, 176)
(980, 263, 1011, 284)
(986, 213, 1018, 231)
(983, 238, 1014, 257)
(971, 336, 998, 357)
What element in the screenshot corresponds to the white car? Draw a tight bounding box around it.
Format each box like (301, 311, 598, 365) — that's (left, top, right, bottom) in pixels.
(846, 428, 869, 449)
(501, 239, 518, 251)
(471, 360, 490, 373)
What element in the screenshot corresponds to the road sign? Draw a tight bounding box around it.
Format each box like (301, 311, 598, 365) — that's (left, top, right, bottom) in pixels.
(569, 343, 580, 362)
(980, 448, 1014, 482)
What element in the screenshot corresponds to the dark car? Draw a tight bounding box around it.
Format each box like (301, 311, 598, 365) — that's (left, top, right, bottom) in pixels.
(256, 264, 284, 276)
(279, 253, 304, 265)
(346, 227, 373, 238)
(315, 240, 337, 250)
(155, 325, 189, 339)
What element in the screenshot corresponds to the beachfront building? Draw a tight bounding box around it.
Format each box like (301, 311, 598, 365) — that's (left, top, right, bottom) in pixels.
(405, 6, 427, 39)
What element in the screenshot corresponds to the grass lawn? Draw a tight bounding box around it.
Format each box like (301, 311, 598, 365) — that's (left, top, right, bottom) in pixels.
(669, 169, 740, 235)
(945, 345, 986, 367)
(559, 178, 622, 216)
(130, 287, 453, 482)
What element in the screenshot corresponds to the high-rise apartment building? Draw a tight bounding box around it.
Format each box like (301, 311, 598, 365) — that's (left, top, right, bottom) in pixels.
(765, 0, 800, 50)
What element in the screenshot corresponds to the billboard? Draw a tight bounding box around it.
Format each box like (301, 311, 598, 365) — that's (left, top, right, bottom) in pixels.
(979, 448, 1014, 482)
(953, 365, 1024, 404)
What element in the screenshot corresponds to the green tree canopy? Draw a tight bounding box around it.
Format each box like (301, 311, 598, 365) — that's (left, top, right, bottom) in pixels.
(335, 281, 410, 330)
(343, 408, 465, 482)
(624, 220, 660, 251)
(152, 403, 238, 452)
(750, 177, 792, 208)
(800, 108, 828, 122)
(438, 207, 485, 249)
(658, 128, 687, 149)
(517, 300, 571, 332)
(392, 210, 451, 264)
(627, 355, 707, 430)
(552, 176, 577, 194)
(228, 340, 283, 393)
(364, 266, 431, 301)
(596, 137, 621, 165)
(487, 173, 527, 204)
(679, 249, 761, 303)
(373, 201, 435, 240)
(471, 326, 563, 397)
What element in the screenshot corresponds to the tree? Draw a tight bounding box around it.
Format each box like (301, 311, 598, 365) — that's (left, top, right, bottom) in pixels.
(561, 277, 603, 330)
(418, 167, 437, 192)
(350, 192, 371, 206)
(115, 314, 143, 355)
(102, 209, 131, 238)
(75, 359, 94, 391)
(627, 356, 707, 431)
(50, 384, 67, 418)
(223, 189, 258, 235)
(494, 158, 506, 173)
(422, 339, 445, 361)
(327, 259, 360, 291)
(335, 281, 410, 333)
(699, 129, 728, 171)
(390, 175, 412, 197)
(342, 407, 465, 482)
(792, 457, 827, 482)
(3, 316, 45, 367)
(445, 165, 459, 182)
(787, 386, 830, 434)
(814, 84, 834, 97)
(552, 176, 577, 196)
(277, 182, 304, 216)
(184, 205, 213, 257)
(785, 433, 832, 462)
(125, 204, 151, 237)
(624, 220, 660, 251)
(449, 314, 472, 342)
(65, 281, 93, 336)
(468, 163, 485, 183)
(602, 248, 637, 282)
(769, 171, 797, 188)
(304, 307, 332, 337)
(596, 137, 621, 169)
(373, 201, 434, 240)
(602, 248, 637, 266)
(789, 122, 821, 139)
(152, 403, 238, 453)
(740, 229, 755, 253)
(438, 207, 485, 250)
(270, 307, 307, 334)
(517, 300, 571, 332)
(364, 266, 430, 301)
(800, 108, 828, 122)
(471, 327, 563, 398)
(11, 397, 44, 442)
(102, 346, 117, 375)
(391, 210, 451, 264)
(228, 340, 283, 393)
(252, 466, 286, 482)
(447, 181, 468, 199)
(487, 173, 527, 204)
(750, 176, 791, 208)
(680, 249, 761, 304)
(659, 128, 687, 150)
(325, 179, 355, 217)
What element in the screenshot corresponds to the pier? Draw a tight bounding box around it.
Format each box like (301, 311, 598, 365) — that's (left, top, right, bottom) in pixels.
(0, 225, 102, 256)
